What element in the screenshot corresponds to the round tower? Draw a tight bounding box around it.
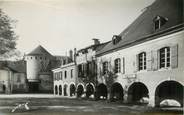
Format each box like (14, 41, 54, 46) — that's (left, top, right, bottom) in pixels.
(25, 45, 53, 92)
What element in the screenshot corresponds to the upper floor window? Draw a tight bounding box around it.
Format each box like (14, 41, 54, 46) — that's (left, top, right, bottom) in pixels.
(160, 47, 170, 68)
(64, 71, 67, 79)
(112, 35, 121, 45)
(153, 15, 168, 30)
(138, 52, 146, 70)
(17, 75, 21, 82)
(114, 58, 121, 73)
(71, 69, 73, 78)
(60, 72, 62, 80)
(103, 62, 108, 75)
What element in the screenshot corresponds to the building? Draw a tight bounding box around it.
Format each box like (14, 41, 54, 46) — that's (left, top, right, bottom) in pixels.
(25, 45, 70, 93)
(75, 39, 108, 98)
(53, 62, 77, 97)
(52, 49, 77, 97)
(0, 61, 28, 94)
(95, 0, 183, 107)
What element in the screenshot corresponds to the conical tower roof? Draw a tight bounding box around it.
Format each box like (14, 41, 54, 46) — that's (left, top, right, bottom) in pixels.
(27, 45, 53, 57)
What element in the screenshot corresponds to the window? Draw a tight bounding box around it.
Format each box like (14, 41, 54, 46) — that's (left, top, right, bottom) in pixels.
(112, 35, 121, 45)
(65, 71, 67, 79)
(35, 57, 37, 59)
(40, 57, 42, 60)
(60, 72, 62, 80)
(154, 16, 168, 30)
(17, 75, 21, 82)
(103, 62, 108, 75)
(160, 47, 170, 68)
(71, 69, 73, 78)
(114, 58, 121, 73)
(138, 52, 146, 70)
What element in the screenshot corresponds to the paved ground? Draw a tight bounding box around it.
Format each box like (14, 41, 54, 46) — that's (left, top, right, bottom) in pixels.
(0, 94, 182, 115)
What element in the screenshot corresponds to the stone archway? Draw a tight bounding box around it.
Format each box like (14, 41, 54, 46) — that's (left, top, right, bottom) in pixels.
(59, 85, 62, 95)
(128, 82, 149, 104)
(55, 85, 58, 95)
(155, 81, 183, 107)
(110, 82, 124, 101)
(86, 83, 95, 98)
(96, 83, 108, 100)
(77, 84, 84, 97)
(64, 84, 68, 96)
(70, 84, 76, 97)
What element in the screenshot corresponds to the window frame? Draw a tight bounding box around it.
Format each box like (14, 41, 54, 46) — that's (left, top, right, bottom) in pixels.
(114, 58, 121, 73)
(159, 47, 171, 69)
(138, 52, 147, 71)
(103, 61, 108, 75)
(64, 71, 67, 79)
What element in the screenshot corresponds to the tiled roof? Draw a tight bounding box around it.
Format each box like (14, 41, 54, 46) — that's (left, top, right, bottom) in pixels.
(27, 45, 53, 57)
(96, 0, 184, 56)
(0, 60, 26, 73)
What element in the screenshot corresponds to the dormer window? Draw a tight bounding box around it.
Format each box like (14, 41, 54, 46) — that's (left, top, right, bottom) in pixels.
(112, 35, 121, 45)
(154, 15, 168, 30)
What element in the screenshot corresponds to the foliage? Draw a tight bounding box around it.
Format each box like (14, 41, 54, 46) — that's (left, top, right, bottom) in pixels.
(0, 9, 18, 58)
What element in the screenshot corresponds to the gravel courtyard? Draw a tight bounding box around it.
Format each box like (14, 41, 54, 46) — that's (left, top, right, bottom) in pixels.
(0, 94, 182, 115)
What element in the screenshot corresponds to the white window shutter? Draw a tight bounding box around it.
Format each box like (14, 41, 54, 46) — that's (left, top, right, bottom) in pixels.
(133, 55, 138, 73)
(152, 50, 158, 70)
(147, 52, 152, 71)
(171, 44, 178, 68)
(121, 57, 125, 74)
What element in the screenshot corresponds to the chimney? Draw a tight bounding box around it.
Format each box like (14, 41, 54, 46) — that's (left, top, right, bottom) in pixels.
(92, 38, 100, 45)
(69, 50, 73, 61)
(74, 48, 77, 63)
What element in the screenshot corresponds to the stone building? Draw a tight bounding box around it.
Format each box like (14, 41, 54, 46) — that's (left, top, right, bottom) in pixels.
(95, 0, 183, 107)
(25, 45, 70, 93)
(53, 62, 77, 97)
(0, 60, 28, 94)
(75, 39, 108, 98)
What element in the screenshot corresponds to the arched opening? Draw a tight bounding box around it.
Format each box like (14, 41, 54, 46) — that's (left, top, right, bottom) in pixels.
(155, 81, 183, 107)
(77, 84, 84, 97)
(59, 85, 62, 95)
(70, 84, 76, 97)
(55, 85, 58, 95)
(64, 84, 68, 96)
(86, 83, 95, 98)
(110, 82, 124, 101)
(128, 82, 149, 104)
(96, 83, 108, 100)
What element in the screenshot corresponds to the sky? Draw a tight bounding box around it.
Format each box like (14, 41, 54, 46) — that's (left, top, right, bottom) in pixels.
(0, 0, 155, 56)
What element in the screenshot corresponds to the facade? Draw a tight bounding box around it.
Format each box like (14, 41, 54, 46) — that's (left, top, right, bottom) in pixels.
(75, 39, 108, 98)
(53, 62, 77, 97)
(95, 0, 183, 107)
(0, 61, 28, 94)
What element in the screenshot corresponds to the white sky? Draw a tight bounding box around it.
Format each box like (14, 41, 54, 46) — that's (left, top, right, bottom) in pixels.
(0, 0, 155, 56)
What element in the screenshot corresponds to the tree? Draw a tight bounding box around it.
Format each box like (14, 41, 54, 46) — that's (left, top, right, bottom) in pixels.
(0, 9, 17, 57)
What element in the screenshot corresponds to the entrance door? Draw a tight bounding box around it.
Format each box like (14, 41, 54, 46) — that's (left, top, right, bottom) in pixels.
(29, 82, 39, 93)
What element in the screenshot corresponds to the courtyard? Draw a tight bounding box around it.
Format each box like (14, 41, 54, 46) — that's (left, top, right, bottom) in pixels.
(0, 94, 182, 115)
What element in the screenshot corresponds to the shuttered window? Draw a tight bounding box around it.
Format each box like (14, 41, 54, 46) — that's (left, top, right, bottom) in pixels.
(138, 52, 146, 70)
(159, 47, 170, 68)
(103, 61, 108, 75)
(114, 58, 121, 73)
